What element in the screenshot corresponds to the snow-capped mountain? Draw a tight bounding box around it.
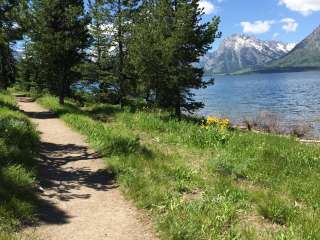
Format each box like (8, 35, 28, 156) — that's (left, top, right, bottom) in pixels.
(263, 25, 320, 71)
(201, 34, 295, 74)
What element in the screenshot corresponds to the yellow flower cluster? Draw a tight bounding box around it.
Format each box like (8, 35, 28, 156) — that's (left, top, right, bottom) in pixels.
(205, 116, 231, 129)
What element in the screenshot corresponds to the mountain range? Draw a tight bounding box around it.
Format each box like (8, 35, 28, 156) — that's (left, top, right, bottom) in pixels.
(255, 25, 320, 73)
(201, 25, 320, 75)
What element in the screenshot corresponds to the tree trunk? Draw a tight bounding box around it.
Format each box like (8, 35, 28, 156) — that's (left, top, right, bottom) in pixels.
(59, 81, 65, 104)
(59, 92, 65, 105)
(175, 88, 181, 119)
(175, 104, 181, 119)
(0, 80, 6, 90)
(66, 77, 72, 98)
(59, 71, 65, 105)
(0, 44, 9, 90)
(117, 0, 125, 108)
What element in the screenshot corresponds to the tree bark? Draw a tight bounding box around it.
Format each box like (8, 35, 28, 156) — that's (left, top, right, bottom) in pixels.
(0, 80, 6, 90)
(175, 88, 181, 119)
(59, 92, 65, 105)
(117, 0, 125, 108)
(66, 77, 72, 98)
(59, 71, 65, 105)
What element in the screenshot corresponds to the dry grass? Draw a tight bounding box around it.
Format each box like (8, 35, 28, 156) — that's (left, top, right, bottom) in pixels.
(242, 111, 313, 138)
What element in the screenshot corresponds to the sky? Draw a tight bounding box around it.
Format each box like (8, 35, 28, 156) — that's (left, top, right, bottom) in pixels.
(199, 0, 320, 49)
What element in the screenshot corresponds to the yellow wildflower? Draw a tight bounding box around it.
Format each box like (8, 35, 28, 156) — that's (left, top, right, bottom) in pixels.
(205, 116, 231, 129)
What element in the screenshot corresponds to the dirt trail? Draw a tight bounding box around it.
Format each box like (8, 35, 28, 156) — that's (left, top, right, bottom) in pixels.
(18, 98, 157, 240)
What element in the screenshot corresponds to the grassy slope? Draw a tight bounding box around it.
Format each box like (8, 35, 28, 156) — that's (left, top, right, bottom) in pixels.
(0, 92, 39, 240)
(39, 95, 320, 240)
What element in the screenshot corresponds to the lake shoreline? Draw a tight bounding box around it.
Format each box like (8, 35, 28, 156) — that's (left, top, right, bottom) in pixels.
(195, 71, 320, 137)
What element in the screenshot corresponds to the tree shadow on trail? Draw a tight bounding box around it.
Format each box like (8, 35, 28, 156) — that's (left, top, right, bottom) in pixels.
(35, 198, 71, 225)
(33, 141, 117, 226)
(23, 110, 57, 119)
(38, 142, 117, 197)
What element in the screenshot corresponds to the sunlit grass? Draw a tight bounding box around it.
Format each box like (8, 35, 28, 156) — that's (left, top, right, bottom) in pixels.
(0, 91, 39, 239)
(39, 95, 320, 239)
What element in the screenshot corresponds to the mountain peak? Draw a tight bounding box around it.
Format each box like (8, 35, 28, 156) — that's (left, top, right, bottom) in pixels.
(313, 25, 320, 34)
(228, 34, 256, 40)
(263, 25, 320, 71)
(200, 34, 293, 74)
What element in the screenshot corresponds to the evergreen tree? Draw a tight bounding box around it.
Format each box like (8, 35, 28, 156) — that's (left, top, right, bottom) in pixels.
(28, 0, 91, 104)
(128, 0, 173, 103)
(128, 1, 167, 102)
(76, 0, 139, 104)
(0, 42, 15, 89)
(88, 0, 111, 67)
(169, 0, 220, 117)
(129, 0, 220, 117)
(81, 0, 116, 102)
(107, 0, 139, 106)
(0, 0, 26, 89)
(16, 40, 43, 91)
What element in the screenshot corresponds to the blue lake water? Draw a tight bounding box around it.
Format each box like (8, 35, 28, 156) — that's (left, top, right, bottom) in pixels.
(194, 71, 320, 137)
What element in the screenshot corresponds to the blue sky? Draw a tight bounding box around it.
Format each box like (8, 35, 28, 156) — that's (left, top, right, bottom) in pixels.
(199, 0, 320, 49)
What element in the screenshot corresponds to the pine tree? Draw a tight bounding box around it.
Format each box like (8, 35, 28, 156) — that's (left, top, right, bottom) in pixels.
(0, 0, 26, 89)
(82, 0, 116, 102)
(16, 40, 43, 90)
(128, 1, 172, 103)
(168, 0, 220, 117)
(128, 0, 220, 117)
(28, 0, 91, 104)
(107, 0, 139, 106)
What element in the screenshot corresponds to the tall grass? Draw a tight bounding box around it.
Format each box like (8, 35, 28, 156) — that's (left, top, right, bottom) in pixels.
(115, 110, 231, 147)
(39, 95, 320, 239)
(0, 91, 39, 239)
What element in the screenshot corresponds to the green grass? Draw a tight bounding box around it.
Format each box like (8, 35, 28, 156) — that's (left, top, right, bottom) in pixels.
(254, 191, 296, 225)
(0, 91, 39, 239)
(38, 95, 320, 239)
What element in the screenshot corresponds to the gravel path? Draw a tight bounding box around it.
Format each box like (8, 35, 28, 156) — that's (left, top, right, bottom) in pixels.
(18, 98, 157, 240)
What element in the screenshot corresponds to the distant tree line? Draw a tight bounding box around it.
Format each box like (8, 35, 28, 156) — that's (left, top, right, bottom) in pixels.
(1, 0, 220, 117)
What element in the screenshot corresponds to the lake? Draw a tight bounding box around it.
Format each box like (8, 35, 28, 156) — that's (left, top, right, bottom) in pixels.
(194, 71, 320, 137)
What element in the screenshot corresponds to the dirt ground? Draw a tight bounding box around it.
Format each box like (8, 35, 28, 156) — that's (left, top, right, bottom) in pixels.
(18, 98, 157, 240)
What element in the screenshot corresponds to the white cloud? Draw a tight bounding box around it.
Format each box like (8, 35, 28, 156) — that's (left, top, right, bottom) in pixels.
(281, 18, 298, 32)
(240, 20, 275, 34)
(279, 0, 320, 15)
(199, 0, 215, 15)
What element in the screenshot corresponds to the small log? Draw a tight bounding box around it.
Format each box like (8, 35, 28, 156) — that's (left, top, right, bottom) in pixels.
(300, 139, 320, 144)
